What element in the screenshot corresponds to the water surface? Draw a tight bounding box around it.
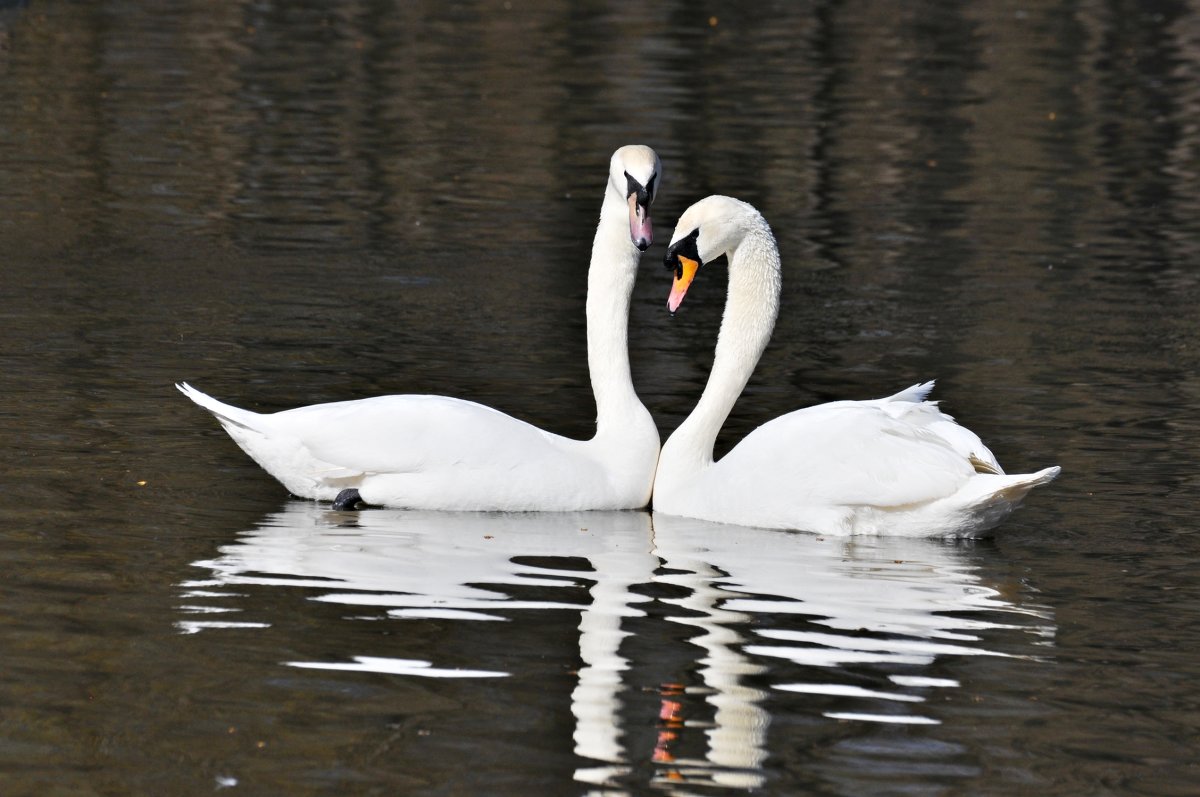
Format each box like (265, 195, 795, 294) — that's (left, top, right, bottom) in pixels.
(3, 1, 1200, 794)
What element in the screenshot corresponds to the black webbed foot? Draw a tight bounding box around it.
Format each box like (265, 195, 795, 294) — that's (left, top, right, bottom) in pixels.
(332, 488, 363, 511)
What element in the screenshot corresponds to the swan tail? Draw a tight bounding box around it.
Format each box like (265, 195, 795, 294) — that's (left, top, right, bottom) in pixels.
(953, 465, 1061, 537)
(991, 465, 1061, 498)
(178, 382, 337, 499)
(176, 382, 263, 433)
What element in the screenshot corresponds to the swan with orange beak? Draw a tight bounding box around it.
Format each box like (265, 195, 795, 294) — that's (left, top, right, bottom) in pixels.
(656, 194, 1059, 537)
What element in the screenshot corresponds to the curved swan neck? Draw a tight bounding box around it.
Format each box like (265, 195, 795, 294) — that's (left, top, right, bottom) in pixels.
(664, 215, 781, 471)
(586, 185, 646, 438)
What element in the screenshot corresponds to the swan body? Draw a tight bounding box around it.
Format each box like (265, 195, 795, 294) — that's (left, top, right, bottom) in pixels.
(179, 145, 663, 511)
(655, 195, 1060, 538)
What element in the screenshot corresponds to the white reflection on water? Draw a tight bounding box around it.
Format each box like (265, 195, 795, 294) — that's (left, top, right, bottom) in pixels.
(287, 656, 507, 678)
(180, 505, 1054, 791)
(653, 515, 1053, 733)
(180, 505, 658, 778)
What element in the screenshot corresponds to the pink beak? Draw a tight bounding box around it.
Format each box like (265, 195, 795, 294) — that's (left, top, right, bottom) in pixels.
(628, 194, 652, 251)
(667, 285, 686, 314)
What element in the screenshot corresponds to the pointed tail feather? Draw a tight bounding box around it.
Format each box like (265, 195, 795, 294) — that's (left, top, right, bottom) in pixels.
(998, 465, 1061, 498)
(176, 382, 261, 432)
(971, 465, 1060, 505)
(955, 465, 1060, 536)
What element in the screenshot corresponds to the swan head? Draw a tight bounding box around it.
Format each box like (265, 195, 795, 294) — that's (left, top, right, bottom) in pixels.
(663, 195, 763, 312)
(610, 145, 662, 251)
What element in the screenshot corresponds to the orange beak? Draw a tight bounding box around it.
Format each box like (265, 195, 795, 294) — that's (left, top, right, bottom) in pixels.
(667, 255, 700, 313)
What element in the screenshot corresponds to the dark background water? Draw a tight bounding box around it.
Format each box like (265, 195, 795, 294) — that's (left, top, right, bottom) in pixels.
(2, 1, 1199, 794)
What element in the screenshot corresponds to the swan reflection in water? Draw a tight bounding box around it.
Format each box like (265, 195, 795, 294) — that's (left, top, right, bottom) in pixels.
(180, 505, 1054, 790)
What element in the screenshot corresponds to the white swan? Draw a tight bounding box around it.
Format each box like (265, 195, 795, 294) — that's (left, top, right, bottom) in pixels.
(178, 145, 662, 511)
(654, 195, 1060, 538)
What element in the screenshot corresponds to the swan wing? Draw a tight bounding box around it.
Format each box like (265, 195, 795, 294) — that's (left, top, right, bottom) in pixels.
(711, 399, 977, 509)
(267, 394, 570, 477)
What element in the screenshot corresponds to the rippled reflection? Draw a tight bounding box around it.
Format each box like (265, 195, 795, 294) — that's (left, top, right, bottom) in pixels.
(182, 506, 1054, 791)
(653, 516, 1053, 735)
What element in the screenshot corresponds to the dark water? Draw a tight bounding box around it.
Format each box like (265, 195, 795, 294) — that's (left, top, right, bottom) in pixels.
(3, 1, 1199, 794)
